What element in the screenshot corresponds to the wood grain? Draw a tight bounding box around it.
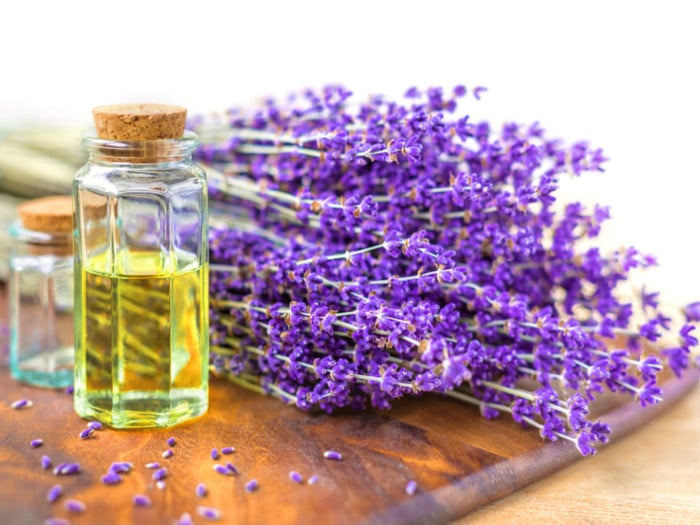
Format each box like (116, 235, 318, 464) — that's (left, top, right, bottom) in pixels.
(0, 286, 697, 525)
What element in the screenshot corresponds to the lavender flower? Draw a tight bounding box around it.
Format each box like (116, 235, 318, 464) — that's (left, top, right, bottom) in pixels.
(213, 464, 231, 476)
(196, 482, 207, 498)
(195, 84, 698, 456)
(30, 439, 43, 448)
(175, 513, 195, 525)
(46, 484, 63, 503)
(221, 446, 235, 455)
(405, 480, 418, 496)
(162, 449, 174, 459)
(64, 499, 86, 513)
(101, 471, 122, 485)
(109, 462, 133, 474)
(323, 450, 342, 461)
(41, 455, 52, 469)
(87, 421, 103, 431)
(167, 437, 177, 447)
(197, 506, 222, 520)
(244, 479, 259, 493)
(152, 467, 167, 481)
(79, 428, 95, 440)
(145, 462, 160, 469)
(11, 399, 32, 409)
(307, 475, 320, 485)
(289, 471, 303, 483)
(54, 463, 80, 476)
(210, 448, 219, 460)
(133, 494, 151, 507)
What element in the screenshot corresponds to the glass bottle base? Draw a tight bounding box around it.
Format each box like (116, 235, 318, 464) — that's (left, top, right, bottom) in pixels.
(74, 388, 208, 428)
(11, 346, 74, 388)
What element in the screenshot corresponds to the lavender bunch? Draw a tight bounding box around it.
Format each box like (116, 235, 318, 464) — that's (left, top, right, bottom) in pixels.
(191, 85, 697, 455)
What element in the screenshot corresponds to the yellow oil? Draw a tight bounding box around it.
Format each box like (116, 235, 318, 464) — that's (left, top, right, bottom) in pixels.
(73, 251, 208, 428)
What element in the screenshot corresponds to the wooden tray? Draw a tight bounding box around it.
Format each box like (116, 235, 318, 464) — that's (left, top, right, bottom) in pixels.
(0, 360, 697, 525)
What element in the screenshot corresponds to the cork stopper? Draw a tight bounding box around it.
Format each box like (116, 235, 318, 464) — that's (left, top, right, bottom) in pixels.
(17, 195, 73, 233)
(92, 104, 187, 140)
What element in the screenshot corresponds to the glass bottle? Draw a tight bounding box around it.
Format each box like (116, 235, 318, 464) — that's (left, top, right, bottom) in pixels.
(72, 104, 209, 428)
(8, 195, 74, 388)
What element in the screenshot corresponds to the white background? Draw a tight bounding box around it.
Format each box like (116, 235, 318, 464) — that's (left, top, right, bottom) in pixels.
(1, 0, 698, 309)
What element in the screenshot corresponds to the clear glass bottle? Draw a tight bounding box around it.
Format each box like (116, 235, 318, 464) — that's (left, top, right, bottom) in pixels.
(72, 104, 209, 428)
(8, 195, 74, 388)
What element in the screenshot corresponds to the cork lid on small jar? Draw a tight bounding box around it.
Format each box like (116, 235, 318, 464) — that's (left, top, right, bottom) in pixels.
(17, 195, 73, 234)
(92, 104, 187, 140)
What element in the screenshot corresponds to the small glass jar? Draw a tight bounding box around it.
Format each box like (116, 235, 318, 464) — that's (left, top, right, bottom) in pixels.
(8, 195, 74, 388)
(72, 104, 209, 428)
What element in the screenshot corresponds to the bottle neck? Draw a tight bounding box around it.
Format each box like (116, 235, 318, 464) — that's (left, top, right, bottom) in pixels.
(83, 130, 199, 164)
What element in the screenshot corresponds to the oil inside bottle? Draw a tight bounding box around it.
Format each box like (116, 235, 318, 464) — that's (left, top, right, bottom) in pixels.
(73, 251, 208, 428)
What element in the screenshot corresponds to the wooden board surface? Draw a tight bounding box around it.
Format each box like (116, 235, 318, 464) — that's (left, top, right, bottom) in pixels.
(0, 364, 697, 525)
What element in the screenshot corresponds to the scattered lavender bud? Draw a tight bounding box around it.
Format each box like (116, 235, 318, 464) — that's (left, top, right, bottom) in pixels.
(289, 471, 303, 483)
(145, 462, 161, 470)
(175, 513, 194, 525)
(225, 462, 239, 475)
(46, 484, 63, 503)
(30, 439, 44, 448)
(109, 462, 133, 474)
(101, 471, 122, 485)
(87, 421, 103, 431)
(307, 475, 320, 485)
(195, 482, 207, 498)
(11, 399, 32, 410)
(167, 437, 176, 447)
(210, 448, 219, 460)
(323, 450, 342, 461)
(54, 463, 80, 476)
(244, 479, 259, 493)
(221, 446, 235, 455)
(41, 455, 52, 469)
(64, 499, 86, 513)
(133, 494, 152, 507)
(197, 506, 221, 520)
(152, 467, 168, 481)
(405, 480, 418, 496)
(64, 385, 74, 395)
(156, 480, 167, 490)
(43, 518, 70, 525)
(79, 427, 95, 440)
(162, 449, 174, 459)
(213, 464, 231, 476)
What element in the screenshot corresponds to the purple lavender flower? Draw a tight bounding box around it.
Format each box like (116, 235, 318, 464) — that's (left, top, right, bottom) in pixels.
(152, 467, 167, 481)
(64, 499, 86, 513)
(79, 428, 95, 440)
(109, 462, 133, 474)
(245, 479, 259, 493)
(323, 450, 342, 461)
(167, 437, 177, 447)
(197, 505, 222, 520)
(54, 463, 80, 476)
(30, 439, 43, 448)
(11, 399, 32, 409)
(145, 462, 160, 469)
(46, 484, 63, 503)
(162, 449, 174, 459)
(87, 421, 103, 431)
(197, 83, 695, 457)
(133, 494, 152, 507)
(101, 471, 122, 485)
(196, 482, 207, 498)
(221, 446, 235, 455)
(41, 455, 52, 469)
(405, 480, 418, 496)
(210, 448, 219, 460)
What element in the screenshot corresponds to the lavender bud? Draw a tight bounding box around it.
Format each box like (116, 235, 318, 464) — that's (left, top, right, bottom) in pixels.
(11, 399, 32, 409)
(197, 505, 221, 520)
(152, 467, 168, 481)
(145, 462, 161, 469)
(221, 446, 235, 455)
(195, 482, 207, 498)
(210, 448, 219, 460)
(175, 512, 194, 525)
(101, 471, 122, 485)
(225, 462, 239, 475)
(323, 450, 342, 461)
(405, 480, 418, 496)
(307, 475, 320, 485)
(46, 484, 63, 503)
(41, 455, 52, 469)
(87, 421, 103, 431)
(30, 439, 44, 448)
(156, 480, 167, 490)
(162, 449, 174, 459)
(244, 479, 259, 493)
(167, 437, 177, 447)
(213, 464, 230, 476)
(289, 471, 303, 483)
(54, 463, 80, 476)
(79, 427, 95, 440)
(133, 494, 152, 507)
(109, 461, 133, 474)
(64, 499, 86, 513)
